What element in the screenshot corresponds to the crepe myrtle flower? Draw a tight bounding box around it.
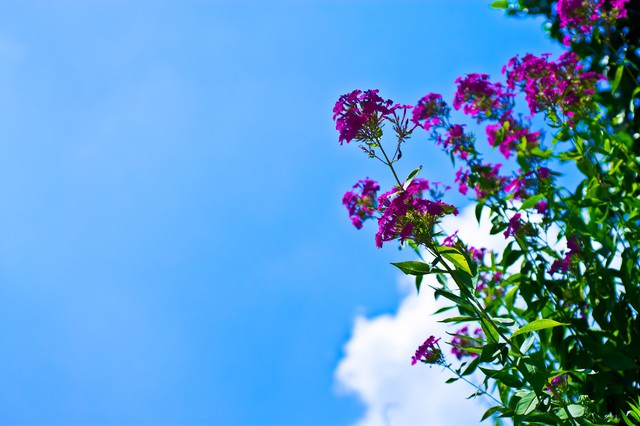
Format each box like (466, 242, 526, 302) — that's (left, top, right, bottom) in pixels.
(536, 200, 549, 214)
(411, 336, 444, 365)
(374, 179, 459, 248)
(476, 272, 505, 300)
(342, 179, 380, 229)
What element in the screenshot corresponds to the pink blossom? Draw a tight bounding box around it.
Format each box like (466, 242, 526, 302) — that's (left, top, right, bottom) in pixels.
(333, 90, 407, 144)
(453, 73, 513, 122)
(375, 179, 458, 248)
(411, 93, 449, 131)
(451, 326, 483, 360)
(342, 179, 380, 229)
(503, 213, 522, 238)
(412, 336, 443, 365)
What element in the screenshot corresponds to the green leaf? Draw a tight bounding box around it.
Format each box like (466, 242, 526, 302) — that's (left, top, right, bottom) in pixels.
(490, 0, 509, 9)
(391, 261, 431, 276)
(511, 319, 567, 338)
(520, 193, 545, 211)
(611, 64, 624, 94)
(481, 405, 504, 421)
(440, 316, 478, 323)
(434, 288, 472, 310)
(437, 246, 472, 275)
(519, 334, 535, 353)
(480, 315, 500, 344)
(475, 202, 485, 222)
(403, 165, 422, 190)
(515, 391, 539, 415)
(480, 367, 523, 388)
(630, 86, 640, 115)
(492, 317, 515, 326)
(415, 274, 423, 293)
(502, 250, 523, 268)
(557, 404, 585, 420)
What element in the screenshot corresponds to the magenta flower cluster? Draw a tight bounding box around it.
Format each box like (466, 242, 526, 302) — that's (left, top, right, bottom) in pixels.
(411, 93, 449, 130)
(556, 0, 629, 46)
(342, 179, 380, 229)
(476, 271, 505, 299)
(451, 326, 483, 360)
(504, 52, 602, 117)
(546, 374, 569, 392)
(550, 236, 581, 274)
(375, 179, 458, 248)
(486, 117, 541, 159)
(411, 336, 443, 365)
(333, 89, 406, 145)
(453, 73, 513, 122)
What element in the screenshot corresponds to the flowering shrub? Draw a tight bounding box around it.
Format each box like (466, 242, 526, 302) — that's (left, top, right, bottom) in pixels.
(334, 0, 640, 423)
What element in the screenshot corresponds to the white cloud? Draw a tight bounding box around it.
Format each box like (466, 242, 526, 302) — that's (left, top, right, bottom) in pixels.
(335, 205, 506, 426)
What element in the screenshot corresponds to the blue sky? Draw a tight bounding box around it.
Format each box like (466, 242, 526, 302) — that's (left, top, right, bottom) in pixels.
(0, 1, 560, 424)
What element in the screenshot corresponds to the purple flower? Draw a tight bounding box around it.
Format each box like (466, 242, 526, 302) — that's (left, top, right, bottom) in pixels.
(503, 213, 522, 238)
(333, 90, 403, 144)
(374, 179, 458, 248)
(453, 73, 513, 122)
(476, 272, 505, 299)
(611, 0, 630, 18)
(451, 326, 483, 360)
(443, 230, 459, 247)
(411, 336, 443, 365)
(549, 236, 581, 275)
(469, 246, 487, 264)
(486, 117, 540, 159)
(546, 374, 568, 392)
(537, 166, 551, 180)
(536, 200, 549, 214)
(455, 168, 470, 195)
(342, 179, 380, 229)
(411, 93, 449, 130)
(504, 52, 603, 116)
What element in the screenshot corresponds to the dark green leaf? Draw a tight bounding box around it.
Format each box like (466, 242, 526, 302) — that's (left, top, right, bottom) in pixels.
(391, 261, 431, 276)
(480, 367, 523, 388)
(433, 288, 472, 309)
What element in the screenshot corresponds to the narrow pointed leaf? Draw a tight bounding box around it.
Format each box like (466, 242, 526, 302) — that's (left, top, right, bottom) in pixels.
(511, 319, 567, 338)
